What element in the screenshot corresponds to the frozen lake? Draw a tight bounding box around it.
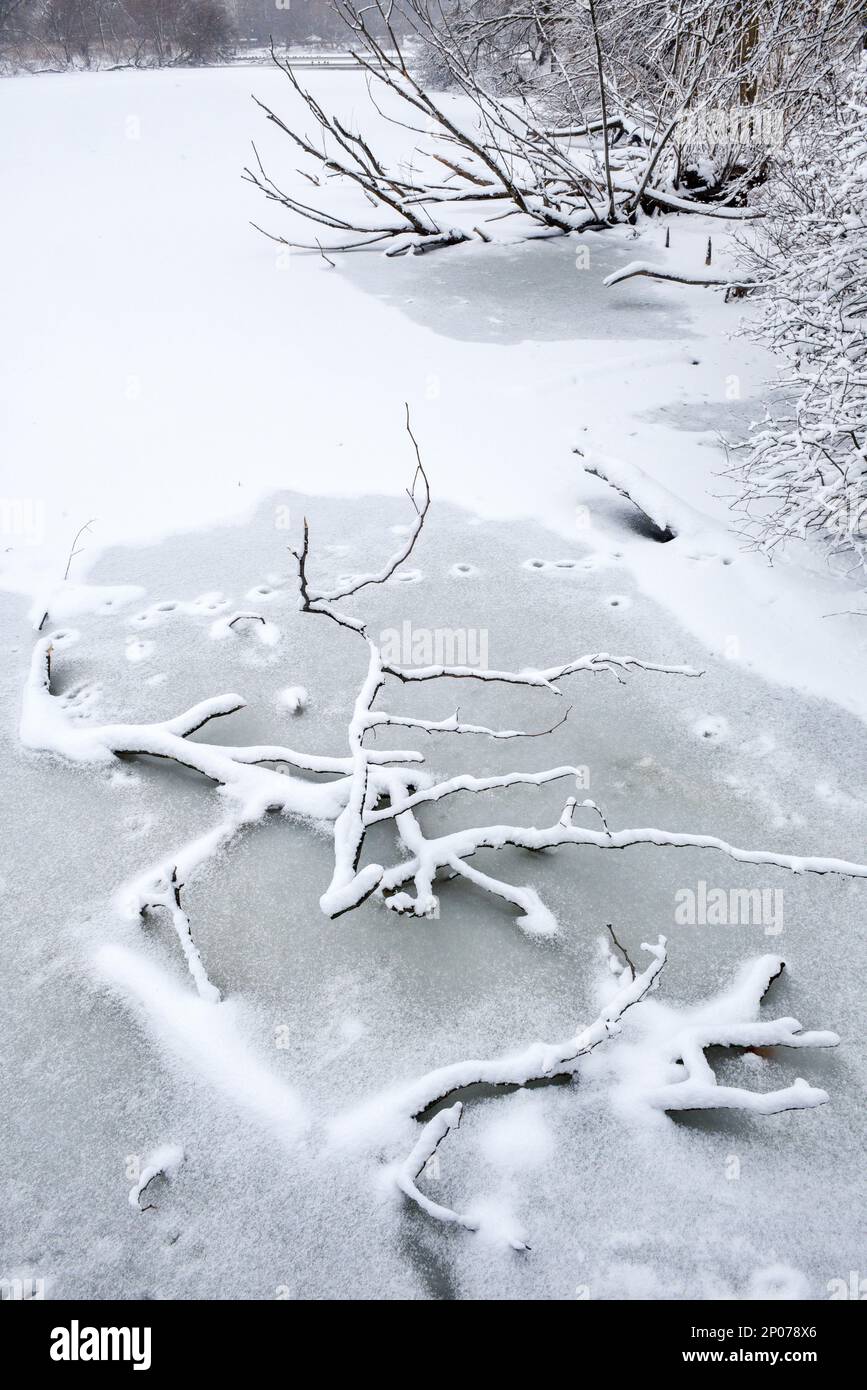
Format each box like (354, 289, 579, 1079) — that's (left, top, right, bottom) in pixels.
(3, 484, 866, 1299)
(1, 64, 865, 1301)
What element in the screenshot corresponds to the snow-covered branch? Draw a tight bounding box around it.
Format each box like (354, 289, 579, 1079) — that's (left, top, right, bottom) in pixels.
(248, 1, 784, 258)
(394, 1103, 481, 1233)
(644, 955, 838, 1114)
(128, 1144, 185, 1213)
(728, 67, 867, 576)
(395, 936, 669, 1120)
(140, 868, 221, 1004)
(603, 260, 759, 290)
(351, 942, 840, 1244)
(25, 452, 867, 985)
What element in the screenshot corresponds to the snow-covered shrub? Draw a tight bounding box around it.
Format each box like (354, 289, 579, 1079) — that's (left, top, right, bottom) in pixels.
(729, 67, 867, 575)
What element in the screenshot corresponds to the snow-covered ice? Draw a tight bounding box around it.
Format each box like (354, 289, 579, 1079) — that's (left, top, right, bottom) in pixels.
(1, 63, 866, 1302)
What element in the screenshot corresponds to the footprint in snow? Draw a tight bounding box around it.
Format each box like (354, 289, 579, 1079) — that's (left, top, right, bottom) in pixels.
(522, 558, 581, 573)
(693, 715, 729, 745)
(125, 639, 154, 664)
(278, 686, 308, 714)
(191, 592, 230, 614)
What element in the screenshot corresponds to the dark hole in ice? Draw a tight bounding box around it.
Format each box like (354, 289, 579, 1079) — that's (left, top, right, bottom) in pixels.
(616, 506, 675, 544)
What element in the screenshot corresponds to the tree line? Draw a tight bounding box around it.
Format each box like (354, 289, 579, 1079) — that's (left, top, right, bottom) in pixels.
(0, 0, 358, 69)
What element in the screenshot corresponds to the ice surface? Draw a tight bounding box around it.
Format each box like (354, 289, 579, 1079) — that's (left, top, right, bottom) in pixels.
(2, 490, 865, 1299)
(0, 64, 865, 1302)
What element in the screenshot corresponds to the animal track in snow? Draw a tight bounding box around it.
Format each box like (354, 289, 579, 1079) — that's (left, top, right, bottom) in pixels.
(449, 562, 479, 578)
(125, 638, 154, 664)
(109, 768, 141, 788)
(278, 685, 308, 714)
(522, 557, 581, 573)
(605, 594, 633, 610)
(122, 812, 155, 839)
(130, 592, 232, 629)
(692, 715, 729, 745)
(59, 681, 102, 720)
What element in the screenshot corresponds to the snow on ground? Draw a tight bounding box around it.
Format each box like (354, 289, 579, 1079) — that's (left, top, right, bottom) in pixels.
(2, 65, 867, 719)
(1, 65, 866, 1301)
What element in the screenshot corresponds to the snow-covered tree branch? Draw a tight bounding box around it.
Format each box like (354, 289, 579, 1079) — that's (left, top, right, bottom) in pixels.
(21, 462, 867, 999)
(353, 939, 841, 1244)
(246, 0, 864, 255)
(727, 64, 867, 577)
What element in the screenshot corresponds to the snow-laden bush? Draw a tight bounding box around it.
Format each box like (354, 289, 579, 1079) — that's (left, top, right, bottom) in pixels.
(730, 67, 867, 576)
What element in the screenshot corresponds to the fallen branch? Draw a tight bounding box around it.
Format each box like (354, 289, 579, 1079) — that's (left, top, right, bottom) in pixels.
(641, 187, 766, 219)
(603, 260, 758, 289)
(23, 426, 867, 968)
(343, 942, 839, 1244)
(398, 936, 669, 1117)
(128, 1144, 185, 1212)
(394, 1103, 480, 1233)
(141, 868, 221, 1004)
(644, 956, 839, 1113)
